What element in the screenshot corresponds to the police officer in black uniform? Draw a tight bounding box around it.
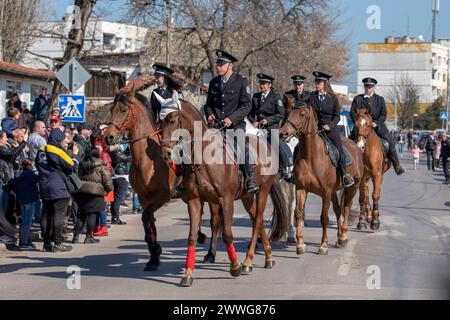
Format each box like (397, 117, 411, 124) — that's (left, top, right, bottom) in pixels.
(285, 75, 311, 103)
(311, 71, 353, 187)
(204, 50, 258, 193)
(248, 73, 290, 179)
(150, 64, 178, 122)
(350, 78, 405, 176)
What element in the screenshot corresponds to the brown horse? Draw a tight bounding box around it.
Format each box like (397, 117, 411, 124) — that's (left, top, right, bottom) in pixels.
(280, 104, 364, 255)
(157, 93, 288, 287)
(105, 84, 214, 272)
(353, 108, 391, 231)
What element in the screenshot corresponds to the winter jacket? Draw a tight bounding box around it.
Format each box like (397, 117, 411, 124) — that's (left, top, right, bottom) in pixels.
(1, 117, 18, 138)
(31, 95, 49, 120)
(77, 158, 113, 196)
(12, 169, 40, 204)
(0, 158, 12, 187)
(73, 134, 91, 155)
(425, 134, 437, 152)
(76, 158, 113, 213)
(35, 145, 79, 200)
(0, 141, 27, 177)
(110, 146, 131, 176)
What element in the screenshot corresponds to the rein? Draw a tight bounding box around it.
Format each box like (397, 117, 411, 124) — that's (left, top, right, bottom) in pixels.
(284, 107, 325, 139)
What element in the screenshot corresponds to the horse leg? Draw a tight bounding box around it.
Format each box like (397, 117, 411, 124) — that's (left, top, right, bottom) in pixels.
(318, 194, 331, 255)
(341, 184, 359, 245)
(255, 187, 275, 269)
(220, 197, 241, 277)
(142, 207, 162, 272)
(331, 192, 343, 248)
(203, 203, 220, 263)
(370, 173, 383, 231)
(295, 189, 307, 255)
(287, 182, 297, 243)
(197, 201, 208, 245)
(357, 177, 369, 230)
(180, 198, 202, 287)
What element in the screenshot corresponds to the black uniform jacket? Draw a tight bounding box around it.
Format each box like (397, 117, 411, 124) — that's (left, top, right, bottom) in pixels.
(249, 90, 285, 130)
(310, 91, 341, 131)
(350, 93, 388, 135)
(204, 73, 252, 130)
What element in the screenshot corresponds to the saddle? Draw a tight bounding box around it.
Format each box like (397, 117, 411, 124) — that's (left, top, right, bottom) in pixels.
(375, 135, 389, 162)
(319, 133, 353, 168)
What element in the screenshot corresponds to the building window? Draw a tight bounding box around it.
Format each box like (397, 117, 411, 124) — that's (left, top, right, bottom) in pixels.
(103, 34, 113, 47)
(136, 39, 143, 50)
(115, 37, 123, 49)
(84, 71, 126, 98)
(6, 80, 21, 100)
(125, 38, 133, 50)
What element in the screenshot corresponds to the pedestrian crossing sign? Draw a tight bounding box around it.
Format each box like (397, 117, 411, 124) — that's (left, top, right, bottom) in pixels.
(440, 112, 447, 120)
(58, 94, 85, 123)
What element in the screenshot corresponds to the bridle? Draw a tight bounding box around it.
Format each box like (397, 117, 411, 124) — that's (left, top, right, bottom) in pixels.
(110, 92, 160, 144)
(355, 114, 374, 143)
(283, 106, 324, 140)
(159, 103, 185, 150)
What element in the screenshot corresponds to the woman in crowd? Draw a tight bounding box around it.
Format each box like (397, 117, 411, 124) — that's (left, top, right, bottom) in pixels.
(73, 147, 113, 244)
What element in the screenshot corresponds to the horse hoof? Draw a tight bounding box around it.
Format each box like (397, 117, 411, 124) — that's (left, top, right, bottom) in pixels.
(179, 276, 194, 287)
(143, 260, 159, 271)
(287, 237, 297, 244)
(264, 260, 275, 269)
(241, 264, 253, 274)
(202, 253, 215, 264)
(230, 267, 241, 277)
(296, 244, 306, 255)
(357, 222, 367, 231)
(370, 221, 380, 231)
(197, 232, 208, 245)
(317, 247, 328, 255)
(338, 238, 348, 247)
(366, 217, 372, 224)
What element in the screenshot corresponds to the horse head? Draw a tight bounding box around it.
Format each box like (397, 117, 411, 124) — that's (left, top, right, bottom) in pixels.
(106, 84, 138, 145)
(354, 108, 373, 151)
(155, 91, 183, 162)
(283, 93, 296, 115)
(280, 101, 314, 141)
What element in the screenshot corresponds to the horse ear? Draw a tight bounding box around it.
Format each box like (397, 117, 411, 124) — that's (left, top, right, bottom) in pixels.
(153, 92, 166, 105)
(128, 83, 136, 97)
(113, 80, 121, 95)
(172, 90, 180, 107)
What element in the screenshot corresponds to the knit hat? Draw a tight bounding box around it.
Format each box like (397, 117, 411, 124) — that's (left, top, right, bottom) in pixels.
(48, 128, 65, 146)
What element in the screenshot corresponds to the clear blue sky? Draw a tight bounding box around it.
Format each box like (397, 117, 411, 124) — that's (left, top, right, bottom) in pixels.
(53, 0, 450, 92)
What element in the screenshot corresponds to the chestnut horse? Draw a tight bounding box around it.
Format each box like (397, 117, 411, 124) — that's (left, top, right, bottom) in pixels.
(353, 108, 391, 231)
(105, 84, 214, 272)
(280, 104, 364, 255)
(157, 93, 288, 287)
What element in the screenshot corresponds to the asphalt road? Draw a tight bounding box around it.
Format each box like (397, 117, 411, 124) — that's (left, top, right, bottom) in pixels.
(1, 153, 449, 300)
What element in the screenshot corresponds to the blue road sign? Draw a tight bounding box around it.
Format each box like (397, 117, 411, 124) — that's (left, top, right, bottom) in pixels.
(58, 95, 85, 123)
(440, 112, 447, 120)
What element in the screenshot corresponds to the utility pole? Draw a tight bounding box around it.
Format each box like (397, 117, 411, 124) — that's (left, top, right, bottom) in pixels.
(432, 0, 439, 43)
(166, 0, 172, 67)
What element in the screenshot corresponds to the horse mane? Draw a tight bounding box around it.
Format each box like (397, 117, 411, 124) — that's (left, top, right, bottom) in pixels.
(180, 100, 207, 125)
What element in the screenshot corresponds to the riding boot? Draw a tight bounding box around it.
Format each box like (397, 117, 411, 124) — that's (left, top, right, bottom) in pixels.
(389, 148, 405, 176)
(241, 163, 259, 193)
(339, 151, 354, 188)
(279, 145, 292, 181)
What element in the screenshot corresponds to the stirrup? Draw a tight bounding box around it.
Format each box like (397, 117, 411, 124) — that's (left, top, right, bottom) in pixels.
(342, 174, 354, 188)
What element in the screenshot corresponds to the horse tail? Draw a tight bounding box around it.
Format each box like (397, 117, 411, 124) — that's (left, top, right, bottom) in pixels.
(0, 200, 16, 239)
(269, 179, 289, 242)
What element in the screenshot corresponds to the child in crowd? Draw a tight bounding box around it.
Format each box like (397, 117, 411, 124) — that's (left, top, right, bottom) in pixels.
(412, 143, 424, 170)
(12, 159, 40, 249)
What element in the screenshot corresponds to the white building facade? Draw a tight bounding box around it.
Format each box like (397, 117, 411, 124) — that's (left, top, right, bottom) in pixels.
(23, 19, 149, 71)
(357, 37, 450, 105)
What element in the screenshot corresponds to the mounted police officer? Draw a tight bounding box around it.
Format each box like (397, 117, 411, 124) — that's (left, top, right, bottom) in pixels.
(150, 64, 182, 123)
(350, 78, 405, 176)
(311, 71, 353, 187)
(204, 50, 258, 193)
(248, 73, 290, 180)
(285, 75, 311, 103)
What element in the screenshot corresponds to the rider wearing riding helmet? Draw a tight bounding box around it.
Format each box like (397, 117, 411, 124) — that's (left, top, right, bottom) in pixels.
(249, 73, 290, 180)
(150, 64, 182, 123)
(311, 71, 353, 188)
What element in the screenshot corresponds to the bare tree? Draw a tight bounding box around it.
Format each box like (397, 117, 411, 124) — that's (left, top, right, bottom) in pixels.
(388, 75, 420, 129)
(126, 0, 349, 93)
(0, 0, 43, 63)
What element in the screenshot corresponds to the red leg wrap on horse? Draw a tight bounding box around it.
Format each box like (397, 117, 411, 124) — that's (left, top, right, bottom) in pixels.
(186, 245, 196, 269)
(226, 243, 237, 263)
